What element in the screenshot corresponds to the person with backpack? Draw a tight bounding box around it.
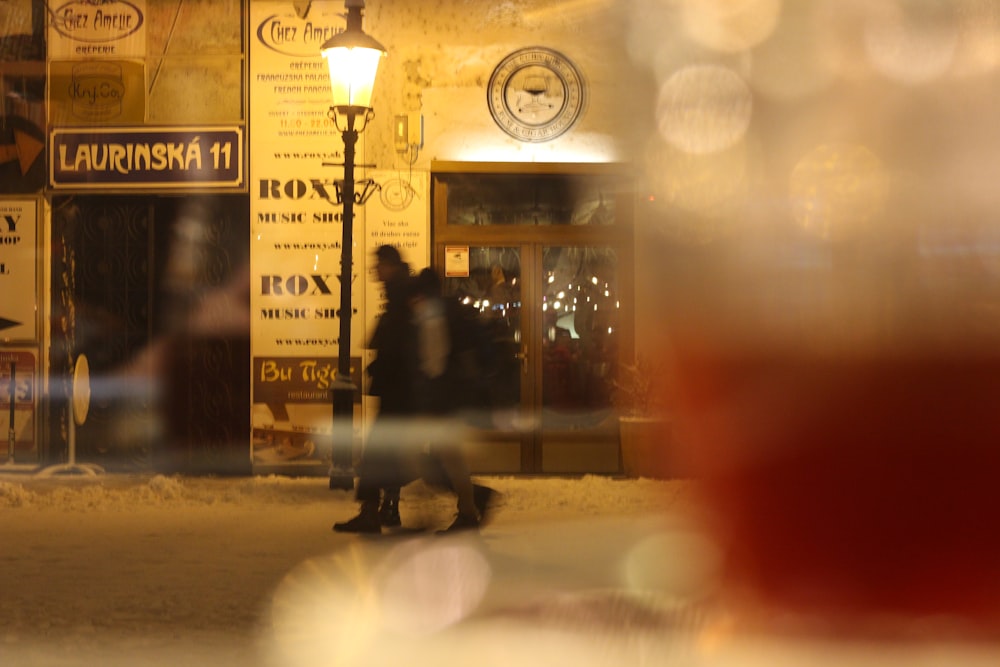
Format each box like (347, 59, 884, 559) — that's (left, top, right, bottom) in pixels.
(409, 267, 497, 532)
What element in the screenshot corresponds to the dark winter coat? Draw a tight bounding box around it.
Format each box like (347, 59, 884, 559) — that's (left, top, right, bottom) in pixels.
(366, 270, 416, 416)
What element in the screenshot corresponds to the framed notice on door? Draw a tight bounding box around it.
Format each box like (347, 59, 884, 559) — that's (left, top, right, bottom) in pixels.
(0, 348, 37, 462)
(445, 246, 469, 277)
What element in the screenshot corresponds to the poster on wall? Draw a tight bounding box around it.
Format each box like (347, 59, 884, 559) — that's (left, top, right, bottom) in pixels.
(250, 354, 361, 468)
(249, 0, 354, 359)
(0, 199, 37, 342)
(0, 349, 37, 463)
(363, 169, 429, 342)
(249, 1, 358, 471)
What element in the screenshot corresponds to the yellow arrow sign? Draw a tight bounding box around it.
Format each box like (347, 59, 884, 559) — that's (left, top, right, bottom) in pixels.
(0, 129, 44, 175)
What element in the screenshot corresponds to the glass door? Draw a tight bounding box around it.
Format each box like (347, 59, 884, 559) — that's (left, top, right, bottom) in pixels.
(537, 246, 621, 472)
(442, 246, 529, 472)
(433, 162, 633, 474)
(440, 243, 623, 472)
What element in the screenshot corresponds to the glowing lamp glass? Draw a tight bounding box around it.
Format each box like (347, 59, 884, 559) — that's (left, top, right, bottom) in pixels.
(322, 42, 385, 108)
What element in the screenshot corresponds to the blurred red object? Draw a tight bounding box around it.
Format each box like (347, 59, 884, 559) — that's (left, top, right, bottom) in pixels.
(671, 338, 1000, 637)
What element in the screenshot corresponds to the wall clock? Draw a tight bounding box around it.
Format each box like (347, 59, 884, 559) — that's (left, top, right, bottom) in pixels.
(487, 47, 585, 143)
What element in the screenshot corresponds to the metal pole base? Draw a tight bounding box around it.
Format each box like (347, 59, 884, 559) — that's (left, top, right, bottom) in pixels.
(0, 461, 40, 475)
(35, 462, 105, 478)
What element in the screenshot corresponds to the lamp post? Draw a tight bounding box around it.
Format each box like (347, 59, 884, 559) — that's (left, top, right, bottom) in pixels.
(321, 0, 386, 489)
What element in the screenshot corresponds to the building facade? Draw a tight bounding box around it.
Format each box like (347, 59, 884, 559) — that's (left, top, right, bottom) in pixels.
(9, 0, 992, 478)
(1, 0, 662, 476)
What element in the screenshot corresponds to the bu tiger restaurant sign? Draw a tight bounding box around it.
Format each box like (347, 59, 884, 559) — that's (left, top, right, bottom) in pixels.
(49, 126, 243, 190)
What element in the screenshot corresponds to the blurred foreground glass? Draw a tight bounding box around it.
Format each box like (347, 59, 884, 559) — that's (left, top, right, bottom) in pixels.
(659, 223, 1000, 640)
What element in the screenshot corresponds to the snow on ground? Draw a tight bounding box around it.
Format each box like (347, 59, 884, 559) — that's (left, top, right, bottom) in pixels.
(0, 473, 712, 667)
(3, 473, 998, 667)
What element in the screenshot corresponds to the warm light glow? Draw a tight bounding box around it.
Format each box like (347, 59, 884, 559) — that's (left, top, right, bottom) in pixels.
(446, 134, 622, 163)
(321, 28, 386, 109)
(864, 1, 958, 84)
(682, 0, 781, 53)
(656, 64, 752, 155)
(790, 143, 888, 242)
(644, 134, 750, 228)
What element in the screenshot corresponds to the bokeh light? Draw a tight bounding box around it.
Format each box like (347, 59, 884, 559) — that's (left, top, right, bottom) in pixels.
(644, 138, 751, 232)
(789, 143, 889, 243)
(948, 1, 1000, 78)
(864, 0, 959, 84)
(681, 0, 782, 53)
(623, 530, 722, 600)
(656, 65, 753, 155)
(380, 537, 492, 636)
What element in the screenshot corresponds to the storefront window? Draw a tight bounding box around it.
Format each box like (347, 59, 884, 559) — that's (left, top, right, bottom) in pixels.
(442, 173, 622, 226)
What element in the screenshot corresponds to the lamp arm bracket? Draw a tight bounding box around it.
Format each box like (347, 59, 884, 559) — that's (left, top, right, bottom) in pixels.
(356, 179, 381, 205)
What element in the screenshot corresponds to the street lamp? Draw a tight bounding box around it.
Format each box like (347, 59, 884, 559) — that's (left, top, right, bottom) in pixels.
(321, 0, 386, 489)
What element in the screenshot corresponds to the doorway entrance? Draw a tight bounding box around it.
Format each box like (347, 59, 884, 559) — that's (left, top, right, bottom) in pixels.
(47, 194, 251, 473)
(431, 163, 634, 474)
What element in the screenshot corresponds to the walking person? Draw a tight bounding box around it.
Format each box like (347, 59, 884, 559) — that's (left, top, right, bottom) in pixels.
(334, 245, 417, 533)
(409, 267, 497, 532)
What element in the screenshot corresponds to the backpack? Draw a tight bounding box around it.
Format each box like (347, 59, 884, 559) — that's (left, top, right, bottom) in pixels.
(444, 298, 497, 412)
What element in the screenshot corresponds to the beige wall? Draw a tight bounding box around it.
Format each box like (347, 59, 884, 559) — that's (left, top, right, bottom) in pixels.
(139, 0, 652, 159)
(362, 0, 649, 168)
(146, 0, 245, 123)
(66, 0, 665, 360)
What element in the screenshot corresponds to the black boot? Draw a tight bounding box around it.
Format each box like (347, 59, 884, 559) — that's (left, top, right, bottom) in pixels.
(379, 491, 402, 528)
(473, 485, 498, 526)
(333, 500, 381, 533)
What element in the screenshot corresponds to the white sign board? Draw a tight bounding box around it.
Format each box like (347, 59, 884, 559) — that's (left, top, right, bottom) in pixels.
(0, 199, 37, 341)
(47, 0, 147, 59)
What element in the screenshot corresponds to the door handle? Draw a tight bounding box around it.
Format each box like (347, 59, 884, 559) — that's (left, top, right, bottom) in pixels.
(514, 347, 528, 374)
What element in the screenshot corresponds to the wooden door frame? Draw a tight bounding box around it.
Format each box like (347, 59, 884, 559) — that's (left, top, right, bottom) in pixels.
(430, 161, 636, 473)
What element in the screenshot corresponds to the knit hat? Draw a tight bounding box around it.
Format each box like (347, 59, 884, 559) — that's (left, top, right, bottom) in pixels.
(375, 244, 402, 265)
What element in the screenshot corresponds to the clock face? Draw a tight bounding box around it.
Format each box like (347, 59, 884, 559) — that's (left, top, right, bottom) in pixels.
(488, 47, 585, 143)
